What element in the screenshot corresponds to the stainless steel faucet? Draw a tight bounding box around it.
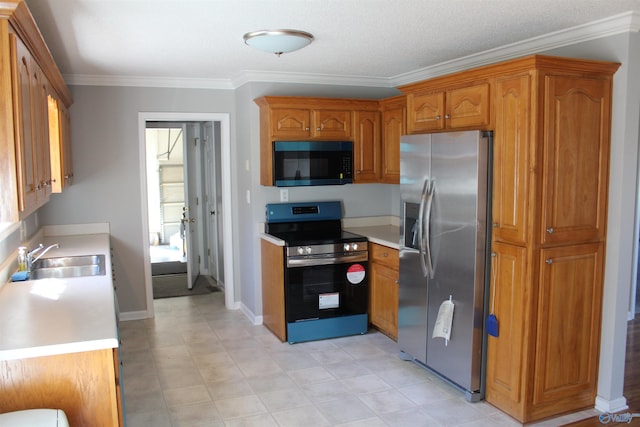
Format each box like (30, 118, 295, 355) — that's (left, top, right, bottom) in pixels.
(27, 243, 60, 271)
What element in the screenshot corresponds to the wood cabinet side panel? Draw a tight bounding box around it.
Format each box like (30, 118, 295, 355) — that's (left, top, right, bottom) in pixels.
(0, 21, 19, 224)
(0, 349, 119, 426)
(485, 242, 528, 420)
(261, 239, 286, 341)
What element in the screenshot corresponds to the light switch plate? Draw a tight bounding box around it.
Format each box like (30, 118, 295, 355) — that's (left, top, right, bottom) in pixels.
(280, 189, 289, 202)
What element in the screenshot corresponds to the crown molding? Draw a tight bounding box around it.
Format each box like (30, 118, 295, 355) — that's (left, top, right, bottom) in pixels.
(64, 74, 236, 90)
(231, 70, 392, 89)
(390, 11, 639, 87)
(65, 11, 638, 90)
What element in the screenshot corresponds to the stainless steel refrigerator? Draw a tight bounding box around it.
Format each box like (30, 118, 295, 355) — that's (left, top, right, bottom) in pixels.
(398, 130, 491, 402)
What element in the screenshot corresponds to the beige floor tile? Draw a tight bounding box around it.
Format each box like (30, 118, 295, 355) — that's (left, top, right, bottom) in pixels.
(163, 384, 212, 408)
(358, 388, 416, 415)
(258, 386, 311, 412)
(315, 395, 376, 424)
(123, 293, 596, 426)
(223, 413, 280, 427)
(214, 394, 268, 419)
(168, 402, 223, 427)
(341, 374, 392, 395)
(206, 379, 254, 401)
(288, 365, 336, 386)
(271, 404, 331, 427)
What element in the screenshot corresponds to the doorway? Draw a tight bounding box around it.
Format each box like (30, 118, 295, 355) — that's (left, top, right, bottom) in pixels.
(138, 113, 234, 316)
(145, 122, 206, 298)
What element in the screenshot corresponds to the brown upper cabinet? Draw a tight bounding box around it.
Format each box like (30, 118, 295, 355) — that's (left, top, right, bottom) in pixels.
(403, 82, 490, 133)
(379, 96, 405, 184)
(1, 1, 73, 221)
(255, 96, 390, 186)
(268, 107, 353, 140)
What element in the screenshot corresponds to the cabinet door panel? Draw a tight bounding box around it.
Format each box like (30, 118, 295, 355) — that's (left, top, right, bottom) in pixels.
(10, 34, 37, 213)
(313, 109, 352, 139)
(533, 243, 603, 408)
(446, 83, 490, 128)
(485, 243, 527, 416)
(407, 92, 445, 133)
(32, 65, 51, 201)
(492, 74, 530, 244)
(354, 110, 380, 182)
(270, 108, 311, 139)
(381, 106, 403, 184)
(541, 76, 611, 244)
(370, 261, 398, 340)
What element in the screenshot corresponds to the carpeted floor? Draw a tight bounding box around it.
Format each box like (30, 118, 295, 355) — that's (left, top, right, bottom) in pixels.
(152, 273, 220, 299)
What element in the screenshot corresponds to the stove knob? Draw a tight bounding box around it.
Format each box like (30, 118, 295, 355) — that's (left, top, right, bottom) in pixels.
(352, 243, 359, 251)
(305, 247, 312, 254)
(297, 247, 305, 255)
(344, 243, 350, 251)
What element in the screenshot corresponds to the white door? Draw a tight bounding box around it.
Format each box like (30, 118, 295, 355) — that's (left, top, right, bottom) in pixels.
(204, 123, 219, 282)
(183, 123, 201, 289)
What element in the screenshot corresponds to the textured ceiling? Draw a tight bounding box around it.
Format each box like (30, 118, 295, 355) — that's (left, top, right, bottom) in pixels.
(23, 0, 640, 87)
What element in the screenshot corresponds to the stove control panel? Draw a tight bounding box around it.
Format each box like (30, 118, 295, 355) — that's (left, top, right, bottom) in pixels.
(343, 243, 360, 251)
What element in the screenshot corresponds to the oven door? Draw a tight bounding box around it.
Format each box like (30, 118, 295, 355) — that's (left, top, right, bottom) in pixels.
(285, 261, 368, 322)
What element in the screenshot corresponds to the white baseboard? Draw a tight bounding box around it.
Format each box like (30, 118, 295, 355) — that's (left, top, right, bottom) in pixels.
(119, 310, 150, 321)
(240, 302, 263, 326)
(595, 396, 628, 413)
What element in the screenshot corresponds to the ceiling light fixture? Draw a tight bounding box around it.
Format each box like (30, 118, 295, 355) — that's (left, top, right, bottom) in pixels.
(243, 29, 314, 57)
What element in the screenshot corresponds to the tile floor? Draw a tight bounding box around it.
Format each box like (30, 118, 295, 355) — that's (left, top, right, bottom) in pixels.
(119, 292, 599, 426)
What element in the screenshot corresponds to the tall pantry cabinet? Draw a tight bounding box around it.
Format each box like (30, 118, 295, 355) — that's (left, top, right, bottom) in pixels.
(486, 57, 619, 423)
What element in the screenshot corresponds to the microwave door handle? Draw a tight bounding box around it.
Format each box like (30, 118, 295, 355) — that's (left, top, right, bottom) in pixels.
(418, 179, 429, 277)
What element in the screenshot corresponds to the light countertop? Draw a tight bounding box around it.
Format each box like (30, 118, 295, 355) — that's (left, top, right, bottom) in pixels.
(0, 232, 118, 361)
(345, 224, 400, 250)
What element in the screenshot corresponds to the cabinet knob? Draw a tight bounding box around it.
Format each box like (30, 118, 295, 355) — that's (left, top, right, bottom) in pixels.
(382, 253, 388, 257)
(305, 127, 310, 131)
(316, 127, 321, 131)
(435, 115, 441, 120)
(492, 223, 498, 228)
(445, 114, 451, 119)
(545, 258, 553, 264)
(546, 227, 554, 234)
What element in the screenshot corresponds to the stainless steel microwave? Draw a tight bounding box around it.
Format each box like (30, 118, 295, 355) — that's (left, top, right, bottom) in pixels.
(273, 141, 353, 187)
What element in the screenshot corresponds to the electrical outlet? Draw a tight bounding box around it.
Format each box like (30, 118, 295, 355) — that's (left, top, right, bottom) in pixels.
(280, 189, 289, 202)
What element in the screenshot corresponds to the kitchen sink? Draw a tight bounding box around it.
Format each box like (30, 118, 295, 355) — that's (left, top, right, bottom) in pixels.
(30, 255, 106, 279)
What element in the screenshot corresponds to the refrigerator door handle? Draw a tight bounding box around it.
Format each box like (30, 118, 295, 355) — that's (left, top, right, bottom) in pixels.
(418, 179, 429, 277)
(424, 180, 435, 279)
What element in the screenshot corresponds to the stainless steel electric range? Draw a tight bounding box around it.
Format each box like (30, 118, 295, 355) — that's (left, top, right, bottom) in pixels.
(265, 201, 369, 344)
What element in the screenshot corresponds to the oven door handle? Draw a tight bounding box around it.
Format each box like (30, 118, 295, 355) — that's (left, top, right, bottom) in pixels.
(287, 252, 368, 267)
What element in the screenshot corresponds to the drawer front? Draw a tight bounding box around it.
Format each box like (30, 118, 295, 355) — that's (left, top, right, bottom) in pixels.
(370, 243, 399, 269)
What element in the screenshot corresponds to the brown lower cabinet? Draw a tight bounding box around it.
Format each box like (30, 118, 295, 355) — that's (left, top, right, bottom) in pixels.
(369, 243, 398, 340)
(0, 348, 123, 426)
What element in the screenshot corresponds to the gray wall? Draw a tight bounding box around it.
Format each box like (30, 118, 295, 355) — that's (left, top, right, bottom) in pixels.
(39, 86, 236, 313)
